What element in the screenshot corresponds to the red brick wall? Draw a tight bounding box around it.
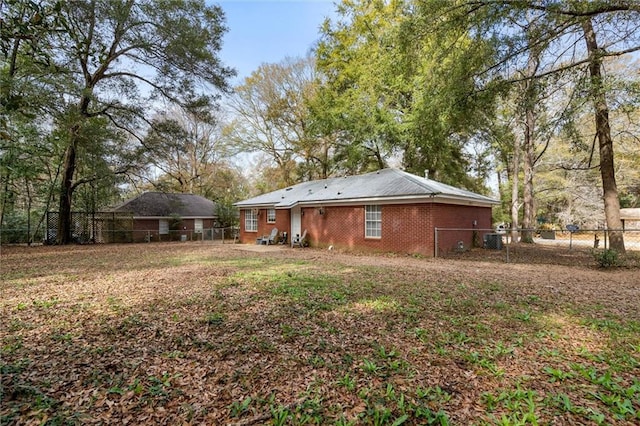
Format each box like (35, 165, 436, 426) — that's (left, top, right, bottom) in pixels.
(302, 206, 364, 249)
(132, 219, 160, 242)
(431, 204, 493, 254)
(302, 204, 431, 254)
(238, 210, 253, 243)
(240, 203, 491, 256)
(270, 209, 290, 242)
(239, 209, 290, 244)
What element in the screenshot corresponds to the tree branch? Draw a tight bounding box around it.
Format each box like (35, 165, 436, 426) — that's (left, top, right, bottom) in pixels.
(99, 71, 182, 103)
(551, 163, 600, 172)
(491, 44, 640, 86)
(466, 1, 640, 17)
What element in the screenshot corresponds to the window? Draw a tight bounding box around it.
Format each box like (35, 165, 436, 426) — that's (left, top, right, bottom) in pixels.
(159, 219, 169, 235)
(245, 209, 258, 232)
(266, 208, 276, 223)
(194, 218, 203, 234)
(365, 205, 382, 238)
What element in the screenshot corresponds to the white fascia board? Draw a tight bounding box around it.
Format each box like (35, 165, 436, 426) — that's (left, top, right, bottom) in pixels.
(288, 195, 497, 208)
(234, 203, 292, 210)
(430, 194, 500, 207)
(233, 203, 277, 208)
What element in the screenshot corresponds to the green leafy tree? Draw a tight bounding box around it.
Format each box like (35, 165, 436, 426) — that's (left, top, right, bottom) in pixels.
(315, 0, 499, 189)
(314, 0, 406, 175)
(1, 0, 64, 116)
(44, 0, 234, 244)
(1, 0, 67, 242)
(425, 0, 640, 252)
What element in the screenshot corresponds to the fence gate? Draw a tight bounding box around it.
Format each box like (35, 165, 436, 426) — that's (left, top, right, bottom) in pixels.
(45, 211, 134, 244)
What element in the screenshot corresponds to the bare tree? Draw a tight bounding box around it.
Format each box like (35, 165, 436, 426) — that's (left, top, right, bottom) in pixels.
(224, 56, 324, 189)
(50, 0, 233, 244)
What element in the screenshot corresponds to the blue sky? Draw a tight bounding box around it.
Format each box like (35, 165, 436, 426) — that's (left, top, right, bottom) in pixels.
(218, 0, 337, 83)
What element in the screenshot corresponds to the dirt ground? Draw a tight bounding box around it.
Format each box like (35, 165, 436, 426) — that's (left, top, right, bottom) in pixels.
(1, 242, 639, 425)
(240, 240, 639, 278)
(3, 241, 639, 329)
(235, 242, 640, 316)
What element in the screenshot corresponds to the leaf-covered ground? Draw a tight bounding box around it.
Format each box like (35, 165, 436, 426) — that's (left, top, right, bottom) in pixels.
(1, 243, 639, 425)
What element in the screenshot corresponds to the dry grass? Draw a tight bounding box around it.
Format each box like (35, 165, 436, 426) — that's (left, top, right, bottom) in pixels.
(1, 242, 639, 425)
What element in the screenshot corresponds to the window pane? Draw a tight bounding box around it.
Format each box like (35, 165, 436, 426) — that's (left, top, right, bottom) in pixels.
(159, 219, 169, 235)
(365, 205, 381, 238)
(267, 208, 276, 223)
(245, 210, 258, 232)
(194, 219, 203, 233)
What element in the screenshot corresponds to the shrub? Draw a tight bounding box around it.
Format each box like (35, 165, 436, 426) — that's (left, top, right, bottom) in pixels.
(593, 249, 623, 268)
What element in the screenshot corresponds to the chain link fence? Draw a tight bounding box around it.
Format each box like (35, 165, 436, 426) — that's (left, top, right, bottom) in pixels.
(131, 227, 239, 243)
(1, 225, 45, 245)
(1, 227, 240, 245)
(1, 211, 239, 245)
(435, 227, 640, 258)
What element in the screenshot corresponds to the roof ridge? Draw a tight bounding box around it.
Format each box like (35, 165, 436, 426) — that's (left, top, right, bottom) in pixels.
(388, 168, 440, 195)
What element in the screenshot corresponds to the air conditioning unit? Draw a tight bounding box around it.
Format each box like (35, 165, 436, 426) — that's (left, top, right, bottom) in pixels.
(483, 233, 503, 250)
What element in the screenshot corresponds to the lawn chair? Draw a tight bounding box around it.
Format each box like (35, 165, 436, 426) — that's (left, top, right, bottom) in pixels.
(261, 227, 278, 245)
(291, 229, 307, 248)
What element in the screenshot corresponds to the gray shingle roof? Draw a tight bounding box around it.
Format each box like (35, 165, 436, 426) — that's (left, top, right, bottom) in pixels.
(112, 192, 216, 217)
(235, 168, 498, 208)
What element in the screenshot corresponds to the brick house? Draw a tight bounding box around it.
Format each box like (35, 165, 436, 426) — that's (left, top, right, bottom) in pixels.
(112, 192, 217, 242)
(620, 208, 640, 230)
(234, 168, 499, 256)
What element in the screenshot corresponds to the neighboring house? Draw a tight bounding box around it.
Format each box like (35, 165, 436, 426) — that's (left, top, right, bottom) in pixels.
(234, 168, 499, 256)
(620, 208, 640, 230)
(111, 192, 217, 242)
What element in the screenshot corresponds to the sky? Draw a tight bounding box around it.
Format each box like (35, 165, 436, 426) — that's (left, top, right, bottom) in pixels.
(217, 0, 337, 83)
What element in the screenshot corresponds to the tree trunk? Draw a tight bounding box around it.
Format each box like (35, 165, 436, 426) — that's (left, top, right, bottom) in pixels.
(520, 29, 540, 244)
(582, 19, 625, 253)
(521, 105, 535, 243)
(0, 159, 12, 229)
(55, 82, 92, 243)
(25, 177, 32, 245)
(510, 136, 520, 243)
(56, 135, 78, 244)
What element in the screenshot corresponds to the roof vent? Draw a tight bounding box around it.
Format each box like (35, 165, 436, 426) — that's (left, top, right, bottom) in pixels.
(337, 191, 342, 195)
(324, 184, 327, 188)
(285, 187, 293, 191)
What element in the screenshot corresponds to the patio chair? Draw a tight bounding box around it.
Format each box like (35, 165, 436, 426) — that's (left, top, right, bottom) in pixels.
(291, 229, 307, 248)
(262, 227, 278, 245)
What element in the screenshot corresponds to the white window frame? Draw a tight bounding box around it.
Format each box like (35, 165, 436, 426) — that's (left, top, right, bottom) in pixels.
(194, 218, 203, 234)
(245, 209, 258, 232)
(159, 219, 169, 235)
(266, 208, 276, 223)
(365, 205, 382, 238)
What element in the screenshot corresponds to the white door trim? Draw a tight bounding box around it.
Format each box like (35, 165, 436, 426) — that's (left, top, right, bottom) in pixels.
(290, 206, 301, 247)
